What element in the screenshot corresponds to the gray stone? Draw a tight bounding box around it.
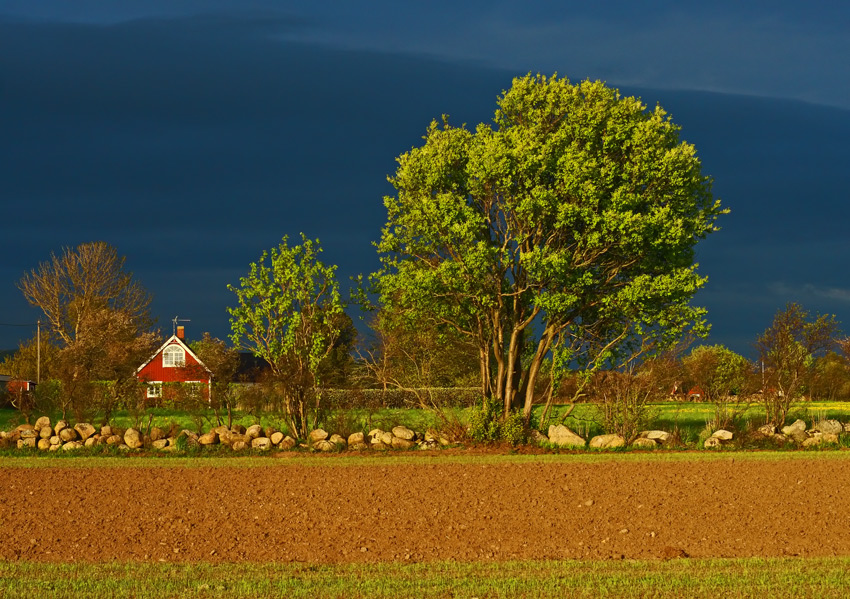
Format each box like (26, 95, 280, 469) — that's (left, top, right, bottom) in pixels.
(704, 436, 722, 449)
(198, 432, 218, 446)
(314, 439, 335, 452)
(124, 428, 143, 449)
(74, 423, 97, 442)
(711, 429, 734, 441)
(251, 437, 272, 450)
(644, 430, 671, 443)
(308, 429, 329, 443)
(392, 426, 415, 441)
(631, 437, 657, 449)
(54, 420, 69, 435)
(149, 427, 165, 442)
(589, 434, 626, 449)
(270, 431, 285, 445)
(391, 436, 415, 450)
(37, 438, 51, 451)
(781, 419, 807, 436)
(152, 439, 170, 450)
(347, 432, 365, 445)
(757, 424, 776, 437)
(278, 436, 296, 450)
(34, 416, 51, 430)
(817, 420, 844, 435)
(61, 441, 82, 451)
(59, 427, 78, 442)
(547, 425, 585, 448)
(246, 424, 264, 439)
(329, 433, 347, 447)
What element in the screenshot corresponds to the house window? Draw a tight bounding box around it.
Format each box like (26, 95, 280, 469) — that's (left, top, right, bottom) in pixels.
(163, 345, 186, 368)
(147, 383, 162, 399)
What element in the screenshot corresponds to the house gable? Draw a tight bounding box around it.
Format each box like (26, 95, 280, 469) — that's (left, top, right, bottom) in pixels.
(136, 335, 212, 385)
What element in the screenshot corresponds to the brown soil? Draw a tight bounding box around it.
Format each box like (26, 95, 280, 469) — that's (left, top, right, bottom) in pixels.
(0, 456, 847, 563)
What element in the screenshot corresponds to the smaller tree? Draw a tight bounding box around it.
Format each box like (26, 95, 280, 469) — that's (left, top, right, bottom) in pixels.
(757, 303, 840, 426)
(228, 234, 344, 438)
(682, 344, 754, 429)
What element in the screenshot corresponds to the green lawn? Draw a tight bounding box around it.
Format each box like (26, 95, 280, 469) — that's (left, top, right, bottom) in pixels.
(2, 557, 849, 599)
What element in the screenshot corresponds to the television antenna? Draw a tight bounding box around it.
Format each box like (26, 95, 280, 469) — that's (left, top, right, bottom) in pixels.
(172, 316, 191, 336)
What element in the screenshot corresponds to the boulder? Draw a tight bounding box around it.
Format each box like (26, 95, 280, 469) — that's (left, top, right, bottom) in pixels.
(308, 429, 329, 443)
(329, 434, 347, 447)
(149, 427, 165, 442)
(198, 432, 219, 446)
(547, 425, 585, 448)
(704, 436, 723, 449)
(20, 428, 39, 439)
(152, 439, 170, 450)
(74, 423, 97, 442)
(59, 428, 78, 442)
(106, 434, 122, 446)
(62, 441, 82, 451)
(270, 431, 285, 445)
(49, 435, 61, 446)
(100, 425, 113, 438)
(589, 434, 626, 449)
(231, 441, 248, 451)
(230, 424, 246, 435)
(391, 436, 415, 450)
(348, 432, 365, 445)
(251, 437, 272, 451)
(314, 439, 335, 452)
(124, 428, 143, 449)
(368, 428, 383, 438)
(816, 420, 844, 435)
(54, 420, 69, 435)
(631, 437, 657, 449)
(803, 432, 839, 447)
(711, 429, 734, 441)
(644, 430, 671, 443)
(781, 420, 807, 436)
(38, 427, 52, 439)
(37, 438, 51, 451)
(34, 416, 51, 430)
(757, 424, 776, 437)
(392, 426, 415, 441)
(349, 442, 370, 451)
(529, 430, 549, 445)
(17, 437, 36, 449)
(246, 424, 264, 440)
(278, 436, 296, 450)
(84, 437, 98, 448)
(379, 431, 394, 446)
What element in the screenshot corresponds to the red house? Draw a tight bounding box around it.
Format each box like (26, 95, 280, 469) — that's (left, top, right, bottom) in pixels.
(136, 327, 211, 402)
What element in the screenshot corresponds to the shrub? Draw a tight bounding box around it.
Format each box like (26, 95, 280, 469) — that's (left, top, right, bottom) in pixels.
(468, 397, 528, 445)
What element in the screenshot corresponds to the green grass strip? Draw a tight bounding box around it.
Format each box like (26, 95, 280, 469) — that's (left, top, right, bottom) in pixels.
(1, 557, 849, 598)
(2, 448, 850, 469)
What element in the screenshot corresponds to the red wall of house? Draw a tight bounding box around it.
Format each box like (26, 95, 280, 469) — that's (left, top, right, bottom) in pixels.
(137, 341, 210, 384)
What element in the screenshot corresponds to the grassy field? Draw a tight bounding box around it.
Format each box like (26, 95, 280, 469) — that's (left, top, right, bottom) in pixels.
(3, 400, 850, 443)
(2, 557, 849, 598)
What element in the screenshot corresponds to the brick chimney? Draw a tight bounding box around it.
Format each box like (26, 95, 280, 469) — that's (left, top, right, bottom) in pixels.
(176, 325, 185, 340)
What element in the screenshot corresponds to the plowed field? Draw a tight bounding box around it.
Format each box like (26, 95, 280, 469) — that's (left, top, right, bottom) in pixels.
(1, 455, 846, 563)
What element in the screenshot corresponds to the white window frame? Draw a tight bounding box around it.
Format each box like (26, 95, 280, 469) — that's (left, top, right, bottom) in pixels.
(147, 383, 162, 399)
(162, 345, 186, 368)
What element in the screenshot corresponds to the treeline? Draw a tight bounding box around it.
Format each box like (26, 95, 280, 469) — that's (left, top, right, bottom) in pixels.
(2, 75, 845, 443)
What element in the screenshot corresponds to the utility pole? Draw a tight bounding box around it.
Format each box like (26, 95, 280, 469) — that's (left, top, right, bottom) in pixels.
(36, 320, 41, 384)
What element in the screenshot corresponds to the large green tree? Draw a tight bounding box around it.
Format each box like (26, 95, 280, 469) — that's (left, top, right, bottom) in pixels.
(374, 74, 724, 423)
(227, 234, 344, 437)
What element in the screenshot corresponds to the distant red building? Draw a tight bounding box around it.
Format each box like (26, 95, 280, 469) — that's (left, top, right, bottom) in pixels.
(135, 327, 211, 402)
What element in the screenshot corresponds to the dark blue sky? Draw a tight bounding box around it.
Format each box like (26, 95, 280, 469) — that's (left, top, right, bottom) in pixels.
(2, 1, 849, 356)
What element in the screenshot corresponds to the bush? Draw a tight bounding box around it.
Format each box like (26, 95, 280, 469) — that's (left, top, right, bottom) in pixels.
(468, 397, 528, 445)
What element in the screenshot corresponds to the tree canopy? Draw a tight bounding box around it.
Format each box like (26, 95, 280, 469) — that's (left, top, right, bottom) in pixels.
(374, 74, 725, 422)
(227, 234, 344, 437)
